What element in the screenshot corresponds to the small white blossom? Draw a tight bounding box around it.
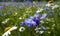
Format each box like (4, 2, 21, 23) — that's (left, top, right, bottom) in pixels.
(46, 3, 51, 7)
(36, 8, 44, 13)
(9, 26, 17, 31)
(2, 18, 10, 24)
(19, 27, 25, 32)
(39, 31, 44, 34)
(19, 17, 22, 19)
(46, 3, 54, 7)
(52, 5, 59, 9)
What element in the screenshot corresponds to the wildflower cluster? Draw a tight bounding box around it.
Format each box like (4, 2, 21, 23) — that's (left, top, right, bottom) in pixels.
(0, 1, 60, 36)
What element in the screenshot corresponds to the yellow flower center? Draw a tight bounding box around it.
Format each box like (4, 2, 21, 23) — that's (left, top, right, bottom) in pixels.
(4, 27, 11, 32)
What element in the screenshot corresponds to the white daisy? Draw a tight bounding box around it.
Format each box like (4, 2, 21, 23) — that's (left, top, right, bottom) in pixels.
(9, 26, 17, 31)
(19, 27, 25, 32)
(2, 30, 11, 36)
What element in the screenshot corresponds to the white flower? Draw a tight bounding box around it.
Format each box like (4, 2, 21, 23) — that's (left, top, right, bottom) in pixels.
(52, 5, 59, 9)
(2, 26, 17, 36)
(9, 26, 17, 31)
(19, 17, 22, 19)
(46, 3, 51, 7)
(2, 18, 10, 24)
(36, 8, 44, 13)
(39, 31, 44, 34)
(46, 3, 54, 7)
(2, 30, 11, 36)
(19, 27, 25, 32)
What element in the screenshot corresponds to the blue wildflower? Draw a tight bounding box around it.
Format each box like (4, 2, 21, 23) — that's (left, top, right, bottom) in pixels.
(20, 22, 25, 26)
(29, 16, 34, 19)
(34, 13, 41, 17)
(25, 18, 36, 27)
(33, 17, 40, 22)
(0, 6, 3, 8)
(40, 13, 47, 19)
(26, 23, 33, 27)
(24, 2, 28, 6)
(34, 1, 40, 7)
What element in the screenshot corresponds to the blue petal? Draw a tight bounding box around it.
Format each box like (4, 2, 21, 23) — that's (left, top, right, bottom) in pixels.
(29, 16, 34, 19)
(26, 23, 32, 27)
(25, 18, 36, 26)
(25, 18, 32, 24)
(34, 13, 40, 17)
(40, 13, 47, 19)
(20, 22, 25, 26)
(33, 17, 40, 22)
(0, 6, 3, 8)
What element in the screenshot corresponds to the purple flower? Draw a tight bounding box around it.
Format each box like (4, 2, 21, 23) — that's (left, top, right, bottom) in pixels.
(33, 17, 40, 22)
(0, 6, 3, 8)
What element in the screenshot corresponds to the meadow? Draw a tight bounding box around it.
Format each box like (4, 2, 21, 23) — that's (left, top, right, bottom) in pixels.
(0, 1, 60, 36)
